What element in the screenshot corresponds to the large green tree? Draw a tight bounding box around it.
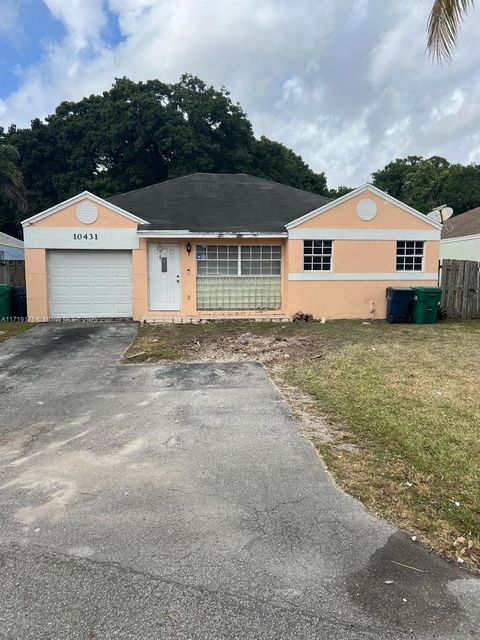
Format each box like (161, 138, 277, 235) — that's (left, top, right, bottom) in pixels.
(372, 155, 480, 215)
(251, 136, 327, 195)
(3, 75, 327, 229)
(0, 136, 27, 236)
(328, 185, 354, 199)
(5, 74, 479, 229)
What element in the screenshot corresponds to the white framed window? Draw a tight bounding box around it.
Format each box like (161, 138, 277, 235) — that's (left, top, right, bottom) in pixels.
(196, 245, 281, 276)
(303, 240, 332, 271)
(196, 245, 239, 275)
(396, 241, 424, 271)
(241, 246, 281, 275)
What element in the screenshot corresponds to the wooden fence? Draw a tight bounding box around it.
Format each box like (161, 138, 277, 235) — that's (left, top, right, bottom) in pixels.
(440, 259, 480, 319)
(0, 260, 25, 287)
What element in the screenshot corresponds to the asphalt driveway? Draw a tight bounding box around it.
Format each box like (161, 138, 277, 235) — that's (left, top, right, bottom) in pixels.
(0, 322, 478, 639)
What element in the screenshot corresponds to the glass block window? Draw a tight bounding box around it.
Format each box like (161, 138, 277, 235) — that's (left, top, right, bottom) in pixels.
(196, 244, 282, 310)
(396, 241, 424, 271)
(197, 277, 281, 310)
(303, 240, 333, 271)
(196, 245, 239, 275)
(241, 246, 281, 275)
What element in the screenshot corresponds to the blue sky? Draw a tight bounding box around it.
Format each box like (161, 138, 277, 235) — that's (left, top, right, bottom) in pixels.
(0, 1, 64, 96)
(0, 0, 479, 188)
(0, 1, 124, 96)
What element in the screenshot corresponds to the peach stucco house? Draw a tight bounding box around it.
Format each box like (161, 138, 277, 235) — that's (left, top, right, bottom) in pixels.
(21, 173, 442, 321)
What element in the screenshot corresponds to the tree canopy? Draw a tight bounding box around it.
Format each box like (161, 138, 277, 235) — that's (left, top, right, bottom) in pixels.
(0, 75, 328, 234)
(371, 155, 480, 215)
(0, 140, 27, 236)
(1, 75, 479, 237)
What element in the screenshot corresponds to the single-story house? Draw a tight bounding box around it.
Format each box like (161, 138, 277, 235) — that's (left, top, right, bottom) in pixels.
(21, 173, 441, 321)
(0, 231, 24, 260)
(440, 206, 480, 261)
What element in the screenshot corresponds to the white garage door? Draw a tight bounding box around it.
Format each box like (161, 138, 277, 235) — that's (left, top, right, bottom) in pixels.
(48, 250, 132, 319)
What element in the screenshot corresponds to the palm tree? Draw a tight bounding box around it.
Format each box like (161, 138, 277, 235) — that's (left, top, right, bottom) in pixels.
(427, 0, 475, 61)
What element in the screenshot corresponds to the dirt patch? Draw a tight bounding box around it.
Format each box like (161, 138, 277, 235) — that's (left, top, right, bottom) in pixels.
(124, 321, 324, 365)
(187, 331, 317, 363)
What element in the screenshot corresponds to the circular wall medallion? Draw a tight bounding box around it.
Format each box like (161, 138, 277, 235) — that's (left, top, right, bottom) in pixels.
(356, 198, 377, 221)
(76, 201, 98, 224)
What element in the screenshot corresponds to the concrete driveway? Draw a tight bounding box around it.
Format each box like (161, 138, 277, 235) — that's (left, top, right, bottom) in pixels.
(0, 323, 478, 639)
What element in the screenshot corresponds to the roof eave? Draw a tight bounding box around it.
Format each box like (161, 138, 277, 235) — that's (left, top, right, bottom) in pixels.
(285, 184, 443, 231)
(21, 191, 149, 227)
(441, 232, 480, 243)
(136, 230, 288, 238)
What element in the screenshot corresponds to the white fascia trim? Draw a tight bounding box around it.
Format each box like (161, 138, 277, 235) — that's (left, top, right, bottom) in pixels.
(441, 233, 480, 244)
(285, 184, 443, 231)
(288, 229, 440, 241)
(24, 226, 139, 250)
(137, 231, 288, 238)
(21, 191, 149, 226)
(288, 272, 438, 281)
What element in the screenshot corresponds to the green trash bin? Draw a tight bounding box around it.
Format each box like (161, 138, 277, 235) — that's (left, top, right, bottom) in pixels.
(412, 286, 442, 324)
(0, 284, 12, 321)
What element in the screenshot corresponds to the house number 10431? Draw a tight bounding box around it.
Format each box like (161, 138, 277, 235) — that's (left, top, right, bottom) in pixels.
(73, 233, 98, 240)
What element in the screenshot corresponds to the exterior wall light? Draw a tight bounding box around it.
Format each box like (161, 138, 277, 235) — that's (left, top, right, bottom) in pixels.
(186, 242, 192, 254)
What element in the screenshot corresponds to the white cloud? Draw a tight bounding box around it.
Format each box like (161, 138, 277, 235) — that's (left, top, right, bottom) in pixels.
(0, 0, 479, 187)
(0, 0, 20, 33)
(106, 0, 156, 36)
(42, 0, 107, 50)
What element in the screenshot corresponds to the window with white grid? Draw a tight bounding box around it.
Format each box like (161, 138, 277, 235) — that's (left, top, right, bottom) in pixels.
(196, 245, 281, 276)
(241, 246, 281, 275)
(196, 245, 239, 275)
(303, 240, 333, 271)
(396, 241, 424, 271)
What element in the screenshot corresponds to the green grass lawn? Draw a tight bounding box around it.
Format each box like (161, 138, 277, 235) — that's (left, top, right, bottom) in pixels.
(286, 321, 480, 567)
(0, 321, 35, 342)
(126, 319, 480, 568)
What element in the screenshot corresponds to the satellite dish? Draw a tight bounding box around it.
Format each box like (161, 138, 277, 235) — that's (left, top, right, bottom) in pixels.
(427, 209, 443, 223)
(441, 206, 453, 220)
(427, 206, 454, 224)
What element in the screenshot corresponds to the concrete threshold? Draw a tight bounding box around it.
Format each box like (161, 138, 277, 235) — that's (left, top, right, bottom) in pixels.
(141, 314, 291, 324)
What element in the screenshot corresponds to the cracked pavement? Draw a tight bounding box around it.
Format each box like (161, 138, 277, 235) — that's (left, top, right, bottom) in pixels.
(0, 322, 479, 639)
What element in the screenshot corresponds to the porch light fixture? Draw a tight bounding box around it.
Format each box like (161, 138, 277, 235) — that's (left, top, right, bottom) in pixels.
(186, 241, 192, 254)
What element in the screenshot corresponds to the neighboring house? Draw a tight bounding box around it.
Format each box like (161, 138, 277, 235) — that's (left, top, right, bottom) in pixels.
(0, 231, 24, 260)
(21, 173, 441, 321)
(440, 206, 480, 261)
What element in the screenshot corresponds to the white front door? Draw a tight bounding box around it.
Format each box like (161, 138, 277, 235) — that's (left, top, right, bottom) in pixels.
(148, 243, 181, 310)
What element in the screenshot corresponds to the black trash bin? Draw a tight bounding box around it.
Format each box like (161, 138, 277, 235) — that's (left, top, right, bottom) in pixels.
(386, 287, 414, 323)
(11, 286, 27, 320)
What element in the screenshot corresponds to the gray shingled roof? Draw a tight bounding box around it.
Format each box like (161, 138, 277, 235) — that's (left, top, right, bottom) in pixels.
(0, 231, 23, 248)
(441, 207, 480, 240)
(107, 173, 330, 232)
